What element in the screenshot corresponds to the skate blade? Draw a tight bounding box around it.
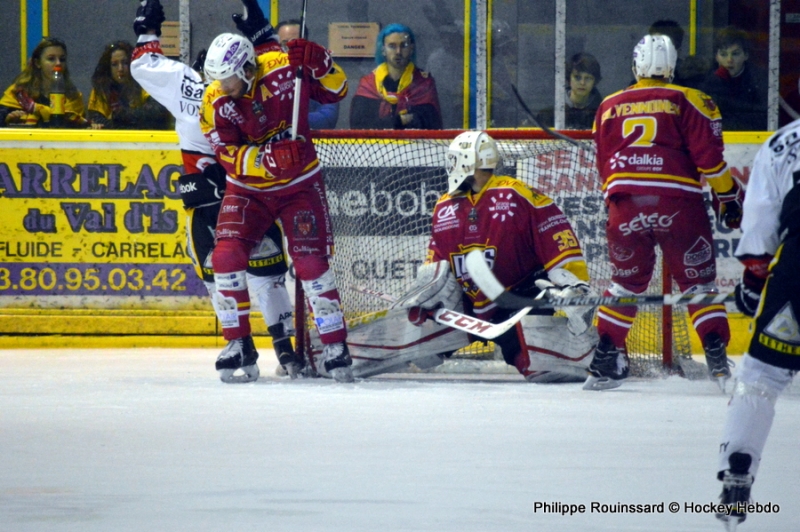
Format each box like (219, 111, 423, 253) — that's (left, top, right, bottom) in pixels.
(284, 362, 301, 380)
(712, 375, 729, 394)
(329, 366, 354, 383)
(583, 375, 622, 391)
(218, 364, 260, 383)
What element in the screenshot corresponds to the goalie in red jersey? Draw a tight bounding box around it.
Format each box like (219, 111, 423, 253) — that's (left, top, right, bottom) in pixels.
(591, 34, 744, 391)
(392, 130, 600, 383)
(199, 29, 353, 382)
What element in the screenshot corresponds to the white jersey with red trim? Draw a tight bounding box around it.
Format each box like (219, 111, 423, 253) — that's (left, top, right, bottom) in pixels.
(130, 34, 214, 170)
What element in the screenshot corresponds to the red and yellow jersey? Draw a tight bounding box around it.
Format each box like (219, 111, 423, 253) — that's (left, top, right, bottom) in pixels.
(199, 46, 347, 191)
(593, 78, 734, 200)
(427, 174, 588, 316)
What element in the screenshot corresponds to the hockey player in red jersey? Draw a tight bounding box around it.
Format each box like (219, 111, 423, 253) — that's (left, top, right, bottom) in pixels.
(592, 34, 744, 391)
(395, 130, 599, 383)
(131, 0, 300, 383)
(199, 30, 353, 382)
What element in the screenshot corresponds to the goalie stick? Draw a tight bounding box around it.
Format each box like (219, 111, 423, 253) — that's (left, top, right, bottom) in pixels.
(510, 84, 596, 153)
(464, 250, 734, 309)
(350, 284, 532, 340)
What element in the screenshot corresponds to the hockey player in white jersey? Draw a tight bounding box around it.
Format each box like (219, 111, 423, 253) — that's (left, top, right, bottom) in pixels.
(713, 119, 800, 530)
(130, 0, 302, 382)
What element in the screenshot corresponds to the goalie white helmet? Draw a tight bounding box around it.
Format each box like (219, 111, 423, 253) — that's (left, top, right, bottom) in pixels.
(446, 131, 500, 194)
(632, 34, 677, 81)
(204, 33, 256, 86)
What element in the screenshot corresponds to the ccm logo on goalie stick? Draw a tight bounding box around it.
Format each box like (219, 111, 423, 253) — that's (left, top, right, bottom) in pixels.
(435, 310, 494, 335)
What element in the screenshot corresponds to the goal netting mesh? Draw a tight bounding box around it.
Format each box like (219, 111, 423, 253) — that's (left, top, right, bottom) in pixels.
(305, 130, 691, 377)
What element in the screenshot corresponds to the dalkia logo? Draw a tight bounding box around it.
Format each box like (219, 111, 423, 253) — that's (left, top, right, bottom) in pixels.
(627, 153, 664, 166)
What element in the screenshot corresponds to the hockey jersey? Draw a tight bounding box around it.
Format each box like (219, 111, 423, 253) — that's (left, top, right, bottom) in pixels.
(200, 48, 347, 191)
(593, 78, 735, 201)
(736, 119, 800, 260)
(131, 35, 215, 174)
(428, 174, 589, 316)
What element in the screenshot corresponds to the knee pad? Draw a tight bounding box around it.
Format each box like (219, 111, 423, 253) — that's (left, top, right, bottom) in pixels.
(300, 268, 337, 298)
(212, 239, 251, 274)
(734, 354, 795, 403)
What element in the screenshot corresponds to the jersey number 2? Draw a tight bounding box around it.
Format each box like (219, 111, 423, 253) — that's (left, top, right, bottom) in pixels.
(622, 116, 657, 147)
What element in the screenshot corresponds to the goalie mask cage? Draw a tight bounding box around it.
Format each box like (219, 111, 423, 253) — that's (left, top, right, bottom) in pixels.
(298, 129, 692, 377)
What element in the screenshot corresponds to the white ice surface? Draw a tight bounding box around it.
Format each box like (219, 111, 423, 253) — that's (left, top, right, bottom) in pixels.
(1, 349, 798, 532)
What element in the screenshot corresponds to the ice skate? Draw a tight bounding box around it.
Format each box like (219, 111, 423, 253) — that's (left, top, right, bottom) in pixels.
(716, 452, 753, 531)
(322, 342, 353, 383)
(216, 335, 260, 383)
(268, 324, 304, 379)
(704, 332, 732, 393)
(583, 336, 629, 391)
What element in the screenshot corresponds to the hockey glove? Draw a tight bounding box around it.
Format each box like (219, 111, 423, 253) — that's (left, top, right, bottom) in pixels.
(14, 88, 36, 114)
(177, 163, 227, 208)
(408, 306, 436, 327)
(191, 49, 207, 74)
(734, 255, 771, 317)
(133, 0, 166, 37)
(712, 180, 744, 230)
(232, 0, 276, 48)
(535, 270, 595, 335)
(260, 139, 307, 177)
(287, 39, 333, 80)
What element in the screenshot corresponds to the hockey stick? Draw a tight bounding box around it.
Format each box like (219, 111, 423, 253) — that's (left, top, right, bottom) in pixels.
(464, 250, 734, 310)
(290, 0, 309, 140)
(510, 84, 595, 153)
(350, 284, 532, 340)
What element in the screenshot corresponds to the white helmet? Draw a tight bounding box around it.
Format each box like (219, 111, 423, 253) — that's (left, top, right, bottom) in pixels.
(632, 34, 677, 81)
(204, 33, 256, 86)
(446, 131, 500, 194)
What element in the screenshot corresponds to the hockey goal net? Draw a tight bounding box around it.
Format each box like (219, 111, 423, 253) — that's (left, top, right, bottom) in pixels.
(299, 129, 691, 377)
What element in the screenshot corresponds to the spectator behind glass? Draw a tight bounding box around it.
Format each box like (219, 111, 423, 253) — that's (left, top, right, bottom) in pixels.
(0, 37, 88, 128)
(701, 26, 767, 131)
(537, 52, 603, 130)
(88, 41, 170, 130)
(350, 23, 442, 129)
(645, 19, 709, 89)
(276, 19, 339, 129)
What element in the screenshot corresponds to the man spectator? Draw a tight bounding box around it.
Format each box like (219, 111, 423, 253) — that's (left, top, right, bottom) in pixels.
(350, 23, 442, 129)
(276, 19, 339, 129)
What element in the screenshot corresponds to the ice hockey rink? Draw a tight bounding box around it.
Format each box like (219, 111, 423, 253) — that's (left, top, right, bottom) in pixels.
(1, 348, 798, 532)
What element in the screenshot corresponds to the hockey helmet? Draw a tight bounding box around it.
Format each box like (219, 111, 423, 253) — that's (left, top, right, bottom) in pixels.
(445, 131, 500, 194)
(632, 34, 677, 81)
(204, 33, 256, 87)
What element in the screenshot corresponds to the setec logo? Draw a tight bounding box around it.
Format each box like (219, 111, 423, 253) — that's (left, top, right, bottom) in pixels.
(619, 211, 679, 236)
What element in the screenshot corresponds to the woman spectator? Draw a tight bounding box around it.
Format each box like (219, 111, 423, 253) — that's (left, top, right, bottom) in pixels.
(88, 41, 170, 130)
(0, 37, 88, 128)
(537, 53, 603, 130)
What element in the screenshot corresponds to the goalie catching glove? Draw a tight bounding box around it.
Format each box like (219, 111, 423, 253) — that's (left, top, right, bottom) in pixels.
(534, 268, 596, 335)
(287, 39, 333, 80)
(711, 179, 744, 230)
(392, 261, 461, 327)
(133, 0, 165, 36)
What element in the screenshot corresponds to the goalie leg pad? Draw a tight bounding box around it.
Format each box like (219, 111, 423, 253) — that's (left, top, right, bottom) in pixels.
(392, 260, 461, 311)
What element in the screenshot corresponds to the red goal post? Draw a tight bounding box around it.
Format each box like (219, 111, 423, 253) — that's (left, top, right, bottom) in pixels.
(296, 129, 691, 376)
